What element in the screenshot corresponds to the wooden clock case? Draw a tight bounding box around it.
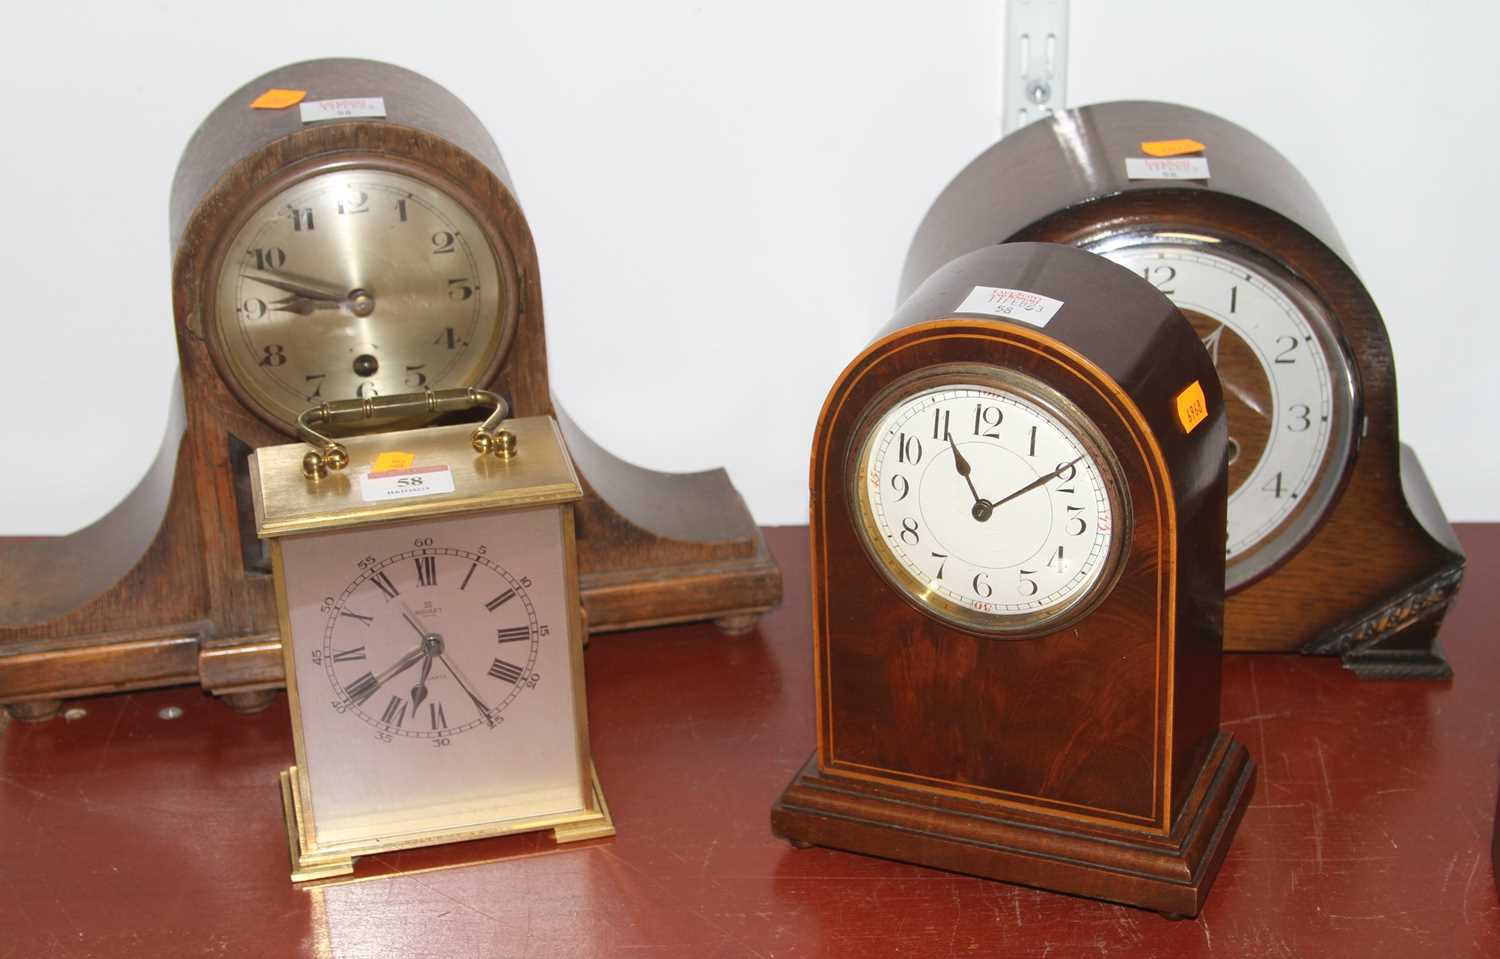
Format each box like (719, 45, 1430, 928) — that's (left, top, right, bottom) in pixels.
(773, 243, 1254, 916)
(898, 101, 1463, 678)
(0, 58, 780, 721)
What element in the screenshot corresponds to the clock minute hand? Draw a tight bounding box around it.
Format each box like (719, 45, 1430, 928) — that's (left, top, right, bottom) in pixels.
(437, 651, 497, 727)
(241, 268, 350, 303)
(991, 455, 1084, 509)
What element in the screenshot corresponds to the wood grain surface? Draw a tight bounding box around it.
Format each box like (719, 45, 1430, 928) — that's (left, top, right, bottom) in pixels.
(897, 101, 1464, 670)
(1, 525, 1496, 958)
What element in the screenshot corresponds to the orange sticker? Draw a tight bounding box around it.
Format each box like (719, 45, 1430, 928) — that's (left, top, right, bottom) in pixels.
(1175, 381, 1209, 434)
(371, 451, 415, 473)
(1141, 138, 1205, 157)
(250, 88, 306, 110)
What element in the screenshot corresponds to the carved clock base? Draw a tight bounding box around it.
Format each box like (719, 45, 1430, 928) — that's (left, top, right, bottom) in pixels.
(772, 735, 1256, 918)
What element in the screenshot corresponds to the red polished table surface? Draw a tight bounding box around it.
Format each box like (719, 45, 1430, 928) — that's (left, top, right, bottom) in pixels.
(2, 525, 1497, 958)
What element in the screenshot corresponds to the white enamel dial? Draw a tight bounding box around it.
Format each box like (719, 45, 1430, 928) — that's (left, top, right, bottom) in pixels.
(1094, 239, 1356, 588)
(855, 373, 1127, 634)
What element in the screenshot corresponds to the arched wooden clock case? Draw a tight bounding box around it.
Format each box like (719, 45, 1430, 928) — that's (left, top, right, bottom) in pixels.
(901, 101, 1464, 678)
(773, 243, 1254, 916)
(0, 59, 780, 720)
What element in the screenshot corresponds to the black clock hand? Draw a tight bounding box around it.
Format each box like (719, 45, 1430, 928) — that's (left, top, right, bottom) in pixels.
(991, 455, 1084, 509)
(948, 437, 983, 504)
(267, 294, 344, 315)
(438, 651, 497, 726)
(241, 268, 350, 302)
(948, 436, 997, 522)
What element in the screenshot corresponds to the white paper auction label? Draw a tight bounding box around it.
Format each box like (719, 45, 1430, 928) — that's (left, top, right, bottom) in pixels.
(954, 286, 1065, 327)
(300, 96, 387, 123)
(1124, 156, 1211, 180)
(358, 464, 454, 503)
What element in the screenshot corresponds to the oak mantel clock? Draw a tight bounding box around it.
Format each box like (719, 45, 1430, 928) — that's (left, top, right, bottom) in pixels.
(250, 394, 612, 880)
(773, 242, 1254, 916)
(0, 58, 780, 722)
(900, 100, 1463, 678)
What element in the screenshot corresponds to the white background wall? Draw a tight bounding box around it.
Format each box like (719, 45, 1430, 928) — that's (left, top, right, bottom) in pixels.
(1, 0, 1494, 533)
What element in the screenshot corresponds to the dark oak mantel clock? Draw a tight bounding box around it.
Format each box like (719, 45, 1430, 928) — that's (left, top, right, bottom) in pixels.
(773, 242, 1254, 916)
(0, 58, 780, 721)
(900, 100, 1463, 678)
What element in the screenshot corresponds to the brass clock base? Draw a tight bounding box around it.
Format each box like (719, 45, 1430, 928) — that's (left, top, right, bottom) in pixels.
(772, 734, 1255, 918)
(279, 763, 616, 883)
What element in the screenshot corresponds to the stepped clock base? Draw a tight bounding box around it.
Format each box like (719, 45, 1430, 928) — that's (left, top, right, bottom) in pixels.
(772, 734, 1255, 918)
(280, 762, 616, 883)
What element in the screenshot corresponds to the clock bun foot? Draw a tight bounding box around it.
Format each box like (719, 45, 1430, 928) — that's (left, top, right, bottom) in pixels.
(713, 613, 761, 636)
(221, 689, 278, 714)
(5, 699, 63, 723)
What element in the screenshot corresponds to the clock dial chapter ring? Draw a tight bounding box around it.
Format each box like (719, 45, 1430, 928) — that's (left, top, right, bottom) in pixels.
(849, 364, 1131, 637)
(322, 546, 540, 740)
(202, 153, 521, 436)
(1085, 229, 1359, 590)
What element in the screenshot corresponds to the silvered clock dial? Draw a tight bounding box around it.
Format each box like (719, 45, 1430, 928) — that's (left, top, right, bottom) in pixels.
(209, 165, 514, 431)
(1089, 236, 1357, 589)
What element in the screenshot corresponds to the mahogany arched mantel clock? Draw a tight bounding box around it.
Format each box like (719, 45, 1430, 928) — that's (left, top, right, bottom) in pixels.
(0, 58, 780, 720)
(900, 101, 1464, 678)
(773, 242, 1253, 916)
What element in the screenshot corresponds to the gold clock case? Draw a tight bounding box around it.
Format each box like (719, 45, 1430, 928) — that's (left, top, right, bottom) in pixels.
(898, 100, 1464, 678)
(253, 417, 614, 880)
(0, 58, 781, 722)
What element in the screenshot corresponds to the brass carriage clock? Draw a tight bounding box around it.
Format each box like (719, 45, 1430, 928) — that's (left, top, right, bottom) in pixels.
(774, 242, 1253, 916)
(0, 58, 780, 721)
(252, 390, 612, 880)
(900, 101, 1463, 677)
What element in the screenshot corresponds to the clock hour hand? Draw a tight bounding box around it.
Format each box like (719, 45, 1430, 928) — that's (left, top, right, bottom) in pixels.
(346, 643, 428, 704)
(266, 294, 344, 316)
(947, 436, 997, 522)
(991, 455, 1084, 510)
(410, 652, 434, 710)
(437, 651, 497, 727)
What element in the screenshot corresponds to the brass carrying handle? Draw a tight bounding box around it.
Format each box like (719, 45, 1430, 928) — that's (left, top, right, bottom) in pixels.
(297, 387, 515, 479)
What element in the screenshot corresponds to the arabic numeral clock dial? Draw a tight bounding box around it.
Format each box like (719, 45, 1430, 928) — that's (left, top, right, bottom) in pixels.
(210, 166, 513, 430)
(856, 373, 1127, 634)
(252, 415, 613, 882)
(1092, 240, 1356, 590)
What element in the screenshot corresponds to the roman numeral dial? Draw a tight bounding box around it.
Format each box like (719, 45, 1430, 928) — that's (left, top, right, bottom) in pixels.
(321, 545, 544, 739)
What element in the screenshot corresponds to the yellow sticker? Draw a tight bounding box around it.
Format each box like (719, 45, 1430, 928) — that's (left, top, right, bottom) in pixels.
(371, 451, 415, 473)
(1141, 138, 1205, 157)
(250, 88, 307, 110)
(1175, 381, 1209, 434)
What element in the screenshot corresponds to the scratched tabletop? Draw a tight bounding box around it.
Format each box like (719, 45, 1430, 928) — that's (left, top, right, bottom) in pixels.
(2, 526, 1497, 958)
